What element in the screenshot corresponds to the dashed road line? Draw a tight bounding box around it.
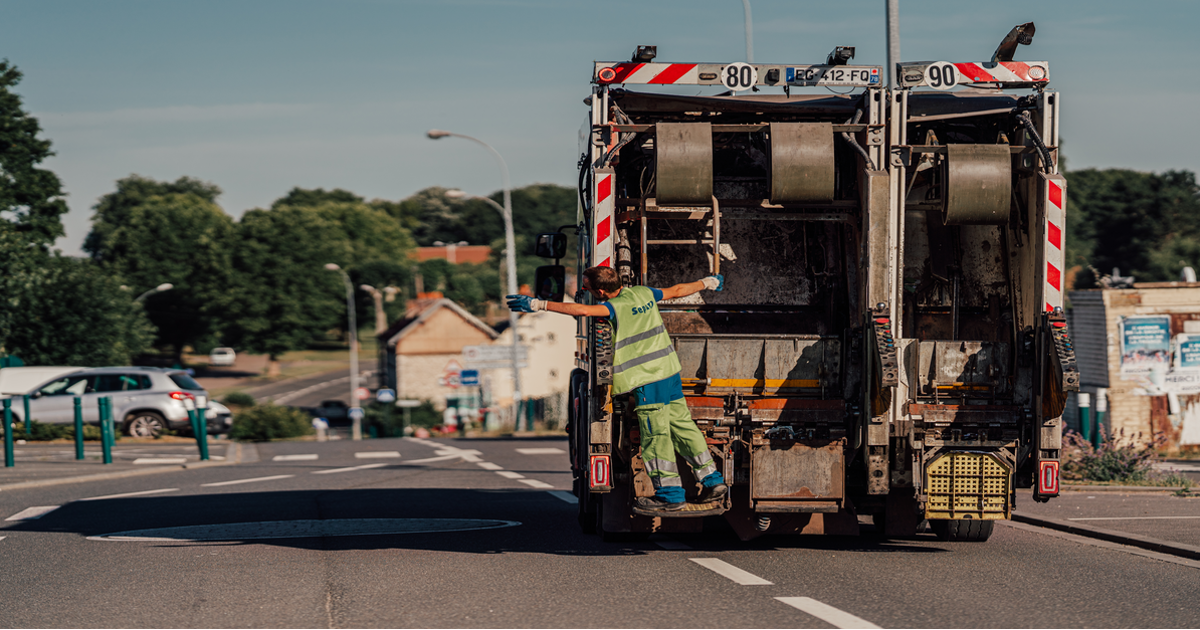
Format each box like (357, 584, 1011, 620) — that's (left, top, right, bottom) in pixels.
(79, 488, 179, 502)
(273, 454, 318, 461)
(476, 462, 503, 470)
(775, 597, 882, 629)
(0, 536, 6, 541)
(133, 457, 188, 465)
(547, 491, 577, 504)
(496, 471, 524, 480)
(201, 474, 294, 487)
(355, 451, 400, 459)
(689, 558, 772, 585)
(516, 448, 565, 455)
(518, 479, 554, 489)
(312, 463, 389, 475)
(6, 506, 60, 521)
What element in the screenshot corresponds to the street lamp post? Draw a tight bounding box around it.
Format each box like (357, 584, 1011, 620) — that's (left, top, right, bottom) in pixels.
(428, 129, 524, 431)
(134, 282, 174, 303)
(741, 0, 754, 63)
(360, 284, 399, 335)
(325, 263, 362, 441)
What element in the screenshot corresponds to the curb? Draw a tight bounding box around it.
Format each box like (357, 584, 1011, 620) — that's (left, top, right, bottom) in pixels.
(1011, 512, 1200, 561)
(1062, 484, 1190, 493)
(0, 441, 252, 492)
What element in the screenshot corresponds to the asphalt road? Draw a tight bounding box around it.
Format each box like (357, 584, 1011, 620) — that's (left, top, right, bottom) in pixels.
(0, 436, 1197, 628)
(246, 369, 376, 408)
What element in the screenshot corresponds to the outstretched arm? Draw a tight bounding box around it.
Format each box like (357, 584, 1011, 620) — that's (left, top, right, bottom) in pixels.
(506, 294, 609, 317)
(658, 275, 724, 300)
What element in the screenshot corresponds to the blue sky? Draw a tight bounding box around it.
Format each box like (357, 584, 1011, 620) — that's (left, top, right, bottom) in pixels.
(2, 0, 1196, 255)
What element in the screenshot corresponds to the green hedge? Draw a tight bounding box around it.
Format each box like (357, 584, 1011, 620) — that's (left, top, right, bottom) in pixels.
(230, 404, 313, 442)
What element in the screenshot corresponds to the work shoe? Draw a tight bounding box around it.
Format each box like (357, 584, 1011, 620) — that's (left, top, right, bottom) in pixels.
(696, 482, 728, 504)
(633, 495, 686, 515)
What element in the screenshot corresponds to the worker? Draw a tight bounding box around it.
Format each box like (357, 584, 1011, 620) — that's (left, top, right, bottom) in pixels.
(507, 266, 728, 515)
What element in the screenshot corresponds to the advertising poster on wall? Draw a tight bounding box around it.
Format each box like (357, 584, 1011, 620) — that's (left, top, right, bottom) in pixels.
(1119, 315, 1170, 375)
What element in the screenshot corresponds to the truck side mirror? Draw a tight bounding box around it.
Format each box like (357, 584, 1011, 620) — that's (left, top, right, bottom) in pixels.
(534, 232, 567, 259)
(535, 265, 566, 302)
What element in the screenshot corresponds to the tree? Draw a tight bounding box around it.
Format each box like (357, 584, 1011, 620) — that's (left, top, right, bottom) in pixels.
(1067, 168, 1200, 287)
(0, 60, 70, 353)
(84, 177, 235, 359)
(5, 256, 155, 365)
(222, 201, 414, 372)
(272, 187, 363, 209)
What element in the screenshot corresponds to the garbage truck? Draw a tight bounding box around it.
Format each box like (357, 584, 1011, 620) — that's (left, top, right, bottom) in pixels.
(543, 28, 1074, 541)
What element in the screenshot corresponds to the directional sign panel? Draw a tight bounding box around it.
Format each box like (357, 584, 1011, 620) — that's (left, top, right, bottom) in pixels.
(460, 370, 479, 386)
(376, 388, 396, 403)
(463, 344, 529, 364)
(348, 407, 365, 420)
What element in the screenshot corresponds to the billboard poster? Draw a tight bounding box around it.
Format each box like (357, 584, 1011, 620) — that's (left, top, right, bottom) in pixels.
(1120, 315, 1170, 375)
(1176, 334, 1200, 370)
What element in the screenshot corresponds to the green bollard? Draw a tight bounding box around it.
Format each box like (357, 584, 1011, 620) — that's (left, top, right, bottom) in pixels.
(23, 394, 32, 438)
(3, 398, 13, 467)
(100, 397, 113, 465)
(195, 401, 210, 461)
(1078, 392, 1092, 445)
(73, 396, 84, 460)
(1094, 387, 1107, 448)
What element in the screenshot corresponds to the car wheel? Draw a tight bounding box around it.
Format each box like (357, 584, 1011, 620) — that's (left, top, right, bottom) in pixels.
(125, 412, 167, 438)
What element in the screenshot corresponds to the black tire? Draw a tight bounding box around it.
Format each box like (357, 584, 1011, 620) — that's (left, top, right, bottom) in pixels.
(930, 519, 995, 542)
(125, 411, 167, 438)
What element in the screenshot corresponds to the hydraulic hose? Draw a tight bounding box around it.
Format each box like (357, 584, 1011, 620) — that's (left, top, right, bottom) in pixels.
(1015, 110, 1054, 174)
(840, 108, 877, 171)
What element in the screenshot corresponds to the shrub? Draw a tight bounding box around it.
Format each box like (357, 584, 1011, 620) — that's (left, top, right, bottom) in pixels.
(229, 404, 313, 442)
(223, 392, 256, 407)
(363, 400, 440, 437)
(1062, 427, 1183, 485)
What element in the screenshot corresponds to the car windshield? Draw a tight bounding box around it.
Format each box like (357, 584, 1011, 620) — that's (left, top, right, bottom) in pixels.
(169, 373, 204, 391)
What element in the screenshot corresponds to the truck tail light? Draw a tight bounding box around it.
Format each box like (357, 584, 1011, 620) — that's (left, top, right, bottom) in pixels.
(1038, 460, 1060, 495)
(589, 454, 612, 490)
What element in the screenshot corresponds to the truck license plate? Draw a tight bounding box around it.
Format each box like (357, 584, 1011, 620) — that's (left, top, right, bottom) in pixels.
(787, 66, 880, 87)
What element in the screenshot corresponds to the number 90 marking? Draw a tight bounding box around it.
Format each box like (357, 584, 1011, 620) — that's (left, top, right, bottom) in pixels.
(925, 62, 959, 91)
(721, 62, 758, 91)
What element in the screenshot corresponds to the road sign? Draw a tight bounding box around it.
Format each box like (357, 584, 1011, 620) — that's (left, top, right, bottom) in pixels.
(355, 387, 371, 400)
(460, 370, 479, 386)
(348, 407, 364, 420)
(376, 388, 396, 403)
(463, 344, 529, 364)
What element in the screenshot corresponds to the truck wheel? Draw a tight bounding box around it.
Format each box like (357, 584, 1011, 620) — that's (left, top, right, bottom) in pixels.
(930, 519, 994, 542)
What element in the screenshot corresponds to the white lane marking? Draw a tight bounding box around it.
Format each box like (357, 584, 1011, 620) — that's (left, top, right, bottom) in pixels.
(133, 457, 188, 465)
(775, 597, 882, 629)
(268, 370, 373, 405)
(355, 451, 400, 459)
(496, 471, 525, 480)
(273, 454, 318, 461)
(6, 506, 60, 521)
(312, 463, 389, 475)
(80, 488, 179, 502)
(435, 448, 482, 462)
(689, 558, 773, 585)
(201, 474, 294, 487)
(547, 491, 578, 504)
(403, 454, 464, 465)
(476, 462, 503, 470)
(655, 539, 693, 550)
(519, 479, 554, 489)
(1069, 515, 1200, 521)
(0, 536, 5, 541)
(516, 448, 565, 455)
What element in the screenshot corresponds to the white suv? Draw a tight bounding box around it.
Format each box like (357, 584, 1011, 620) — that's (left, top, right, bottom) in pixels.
(12, 367, 217, 437)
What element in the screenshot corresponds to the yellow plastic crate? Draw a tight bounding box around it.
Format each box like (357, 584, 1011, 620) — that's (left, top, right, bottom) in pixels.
(925, 452, 1011, 521)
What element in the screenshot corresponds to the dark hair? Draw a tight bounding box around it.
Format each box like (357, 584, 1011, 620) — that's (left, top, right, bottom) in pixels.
(583, 266, 621, 293)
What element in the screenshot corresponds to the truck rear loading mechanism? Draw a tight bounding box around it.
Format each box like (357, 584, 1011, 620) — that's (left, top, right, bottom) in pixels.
(544, 25, 1075, 542)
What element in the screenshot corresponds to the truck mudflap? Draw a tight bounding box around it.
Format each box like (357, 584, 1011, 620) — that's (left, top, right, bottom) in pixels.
(923, 451, 1012, 521)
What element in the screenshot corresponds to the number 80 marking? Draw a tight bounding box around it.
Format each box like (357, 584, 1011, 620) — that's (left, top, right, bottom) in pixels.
(721, 62, 758, 91)
(926, 62, 958, 91)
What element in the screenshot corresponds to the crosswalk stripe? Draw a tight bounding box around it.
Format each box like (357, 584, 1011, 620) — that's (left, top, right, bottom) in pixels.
(515, 448, 565, 455)
(312, 463, 389, 475)
(355, 451, 400, 459)
(6, 506, 60, 521)
(775, 597, 881, 629)
(272, 454, 318, 461)
(518, 479, 554, 489)
(476, 462, 503, 470)
(689, 558, 772, 585)
(496, 471, 524, 479)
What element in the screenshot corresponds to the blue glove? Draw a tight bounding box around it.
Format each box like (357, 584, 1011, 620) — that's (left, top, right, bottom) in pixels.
(701, 275, 724, 291)
(506, 294, 546, 313)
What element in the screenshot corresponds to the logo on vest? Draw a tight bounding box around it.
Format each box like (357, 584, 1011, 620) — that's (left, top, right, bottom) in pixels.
(631, 300, 655, 316)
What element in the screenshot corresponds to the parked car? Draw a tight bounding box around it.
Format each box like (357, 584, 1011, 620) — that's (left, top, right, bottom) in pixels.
(311, 399, 349, 423)
(209, 347, 236, 367)
(15, 367, 211, 437)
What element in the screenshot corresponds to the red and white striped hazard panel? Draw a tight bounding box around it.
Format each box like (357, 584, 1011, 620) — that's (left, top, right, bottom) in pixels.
(592, 167, 615, 268)
(594, 62, 698, 85)
(954, 61, 1048, 84)
(1041, 173, 1067, 312)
